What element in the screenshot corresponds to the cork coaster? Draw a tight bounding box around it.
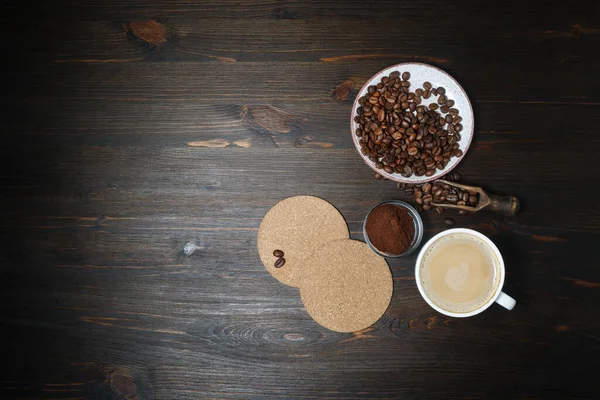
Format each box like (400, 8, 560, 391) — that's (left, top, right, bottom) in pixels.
(257, 196, 349, 287)
(298, 239, 393, 333)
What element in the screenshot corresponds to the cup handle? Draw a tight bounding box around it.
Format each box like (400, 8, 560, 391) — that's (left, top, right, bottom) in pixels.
(495, 291, 516, 310)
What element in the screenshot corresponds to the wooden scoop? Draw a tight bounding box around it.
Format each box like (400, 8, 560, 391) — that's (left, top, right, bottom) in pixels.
(432, 180, 520, 216)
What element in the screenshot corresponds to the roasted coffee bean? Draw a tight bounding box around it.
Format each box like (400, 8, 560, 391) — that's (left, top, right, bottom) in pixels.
(446, 99, 455, 107)
(423, 204, 432, 211)
(423, 81, 432, 90)
(454, 149, 463, 157)
(457, 200, 466, 206)
(436, 206, 444, 214)
(446, 193, 458, 203)
(469, 195, 478, 205)
(458, 210, 469, 215)
(274, 258, 286, 268)
(440, 105, 449, 113)
(374, 173, 383, 179)
(356, 71, 463, 179)
(449, 108, 459, 117)
(416, 196, 424, 205)
(423, 183, 432, 193)
(461, 192, 469, 203)
(445, 218, 455, 226)
(423, 194, 433, 203)
(273, 249, 284, 258)
(402, 71, 410, 80)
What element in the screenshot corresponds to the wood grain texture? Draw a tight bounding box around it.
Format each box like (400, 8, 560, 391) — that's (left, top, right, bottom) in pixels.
(1, 0, 600, 399)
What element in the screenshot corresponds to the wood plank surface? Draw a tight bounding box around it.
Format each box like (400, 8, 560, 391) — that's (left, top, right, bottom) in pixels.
(1, 0, 599, 399)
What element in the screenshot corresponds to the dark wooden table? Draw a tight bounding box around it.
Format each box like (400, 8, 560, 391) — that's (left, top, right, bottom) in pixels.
(2, 1, 599, 399)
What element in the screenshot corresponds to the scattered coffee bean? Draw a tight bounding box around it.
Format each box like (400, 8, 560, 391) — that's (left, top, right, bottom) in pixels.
(445, 217, 455, 226)
(273, 249, 284, 258)
(274, 258, 286, 268)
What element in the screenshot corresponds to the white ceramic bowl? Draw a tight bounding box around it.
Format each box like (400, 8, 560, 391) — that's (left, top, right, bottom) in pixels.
(351, 63, 474, 184)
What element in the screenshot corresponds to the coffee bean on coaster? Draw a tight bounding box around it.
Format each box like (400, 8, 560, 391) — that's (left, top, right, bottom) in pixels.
(363, 200, 423, 257)
(296, 239, 393, 333)
(257, 196, 349, 287)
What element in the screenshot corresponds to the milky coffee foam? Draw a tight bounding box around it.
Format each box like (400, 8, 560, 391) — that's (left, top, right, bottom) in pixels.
(419, 233, 500, 314)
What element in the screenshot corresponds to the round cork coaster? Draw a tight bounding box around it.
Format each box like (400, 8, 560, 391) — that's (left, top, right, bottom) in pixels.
(297, 239, 393, 333)
(257, 196, 349, 287)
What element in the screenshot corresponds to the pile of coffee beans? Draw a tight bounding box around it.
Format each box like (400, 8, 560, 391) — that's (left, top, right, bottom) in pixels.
(273, 249, 286, 268)
(354, 70, 464, 178)
(396, 171, 479, 214)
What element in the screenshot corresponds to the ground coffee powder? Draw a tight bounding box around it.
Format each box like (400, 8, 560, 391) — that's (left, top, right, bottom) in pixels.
(365, 204, 415, 255)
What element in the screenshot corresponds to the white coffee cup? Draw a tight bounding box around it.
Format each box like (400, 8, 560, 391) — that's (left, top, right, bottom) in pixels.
(415, 228, 516, 317)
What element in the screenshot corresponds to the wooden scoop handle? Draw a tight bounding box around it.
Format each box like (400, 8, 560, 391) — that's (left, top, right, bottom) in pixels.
(487, 194, 520, 216)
